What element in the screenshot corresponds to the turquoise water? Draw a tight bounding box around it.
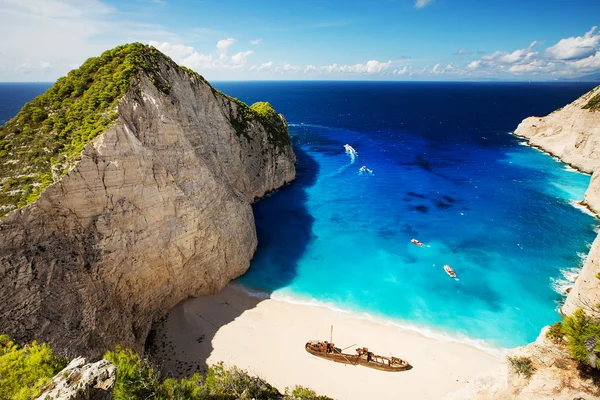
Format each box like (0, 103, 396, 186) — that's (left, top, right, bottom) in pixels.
(2, 81, 598, 351)
(213, 82, 599, 351)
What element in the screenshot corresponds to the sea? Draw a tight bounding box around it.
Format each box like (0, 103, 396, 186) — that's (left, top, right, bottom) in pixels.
(1, 80, 598, 353)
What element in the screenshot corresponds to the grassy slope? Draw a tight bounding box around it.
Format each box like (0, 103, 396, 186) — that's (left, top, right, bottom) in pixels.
(582, 85, 600, 111)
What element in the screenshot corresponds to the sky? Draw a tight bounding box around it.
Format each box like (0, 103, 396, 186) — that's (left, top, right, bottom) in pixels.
(0, 0, 599, 81)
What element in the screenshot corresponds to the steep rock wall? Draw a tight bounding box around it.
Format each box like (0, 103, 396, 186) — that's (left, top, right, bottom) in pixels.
(514, 85, 600, 316)
(0, 60, 295, 357)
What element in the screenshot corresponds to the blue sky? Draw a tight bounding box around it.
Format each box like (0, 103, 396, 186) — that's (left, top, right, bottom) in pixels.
(0, 0, 599, 81)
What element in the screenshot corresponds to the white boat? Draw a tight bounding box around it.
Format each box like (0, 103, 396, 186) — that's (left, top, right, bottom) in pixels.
(444, 264, 457, 278)
(410, 238, 423, 247)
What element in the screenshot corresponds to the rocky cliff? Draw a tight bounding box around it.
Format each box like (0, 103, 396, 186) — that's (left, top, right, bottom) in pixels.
(514, 85, 600, 317)
(36, 358, 116, 400)
(447, 327, 600, 400)
(0, 44, 296, 357)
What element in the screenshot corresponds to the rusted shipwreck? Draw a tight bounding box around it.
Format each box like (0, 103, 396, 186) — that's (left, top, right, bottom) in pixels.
(305, 340, 411, 372)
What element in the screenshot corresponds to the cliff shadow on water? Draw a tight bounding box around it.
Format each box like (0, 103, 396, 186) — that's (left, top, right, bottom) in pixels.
(146, 139, 318, 377)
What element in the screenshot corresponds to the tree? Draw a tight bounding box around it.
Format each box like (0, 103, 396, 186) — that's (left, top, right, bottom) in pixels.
(0, 335, 68, 400)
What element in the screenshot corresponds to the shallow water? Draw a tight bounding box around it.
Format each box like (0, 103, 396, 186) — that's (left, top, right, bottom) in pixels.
(214, 81, 599, 349)
(1, 80, 598, 350)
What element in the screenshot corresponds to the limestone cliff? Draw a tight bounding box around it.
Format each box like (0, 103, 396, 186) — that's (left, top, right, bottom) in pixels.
(36, 358, 116, 400)
(514, 85, 600, 316)
(0, 44, 296, 357)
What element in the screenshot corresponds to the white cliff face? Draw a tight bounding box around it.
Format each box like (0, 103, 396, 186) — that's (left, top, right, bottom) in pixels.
(0, 59, 295, 357)
(514, 86, 600, 177)
(514, 85, 600, 317)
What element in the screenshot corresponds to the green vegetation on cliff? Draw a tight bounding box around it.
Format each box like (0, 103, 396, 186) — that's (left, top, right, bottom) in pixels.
(0, 43, 291, 219)
(547, 308, 600, 369)
(583, 87, 600, 111)
(0, 336, 331, 400)
(0, 335, 68, 400)
(0, 42, 175, 217)
(211, 88, 292, 152)
(106, 346, 332, 400)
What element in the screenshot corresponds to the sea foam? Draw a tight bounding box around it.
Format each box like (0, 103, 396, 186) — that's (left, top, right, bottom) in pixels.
(344, 144, 358, 163)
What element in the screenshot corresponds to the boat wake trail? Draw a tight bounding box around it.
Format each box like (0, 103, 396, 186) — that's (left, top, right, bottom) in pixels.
(344, 144, 358, 164)
(330, 144, 359, 177)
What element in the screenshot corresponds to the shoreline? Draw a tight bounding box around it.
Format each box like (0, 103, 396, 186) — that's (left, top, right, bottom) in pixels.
(150, 284, 502, 400)
(511, 130, 599, 298)
(234, 283, 508, 358)
(511, 131, 599, 218)
(511, 128, 600, 316)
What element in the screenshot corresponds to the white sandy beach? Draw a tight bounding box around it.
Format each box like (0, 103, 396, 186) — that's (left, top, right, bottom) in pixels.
(150, 284, 503, 400)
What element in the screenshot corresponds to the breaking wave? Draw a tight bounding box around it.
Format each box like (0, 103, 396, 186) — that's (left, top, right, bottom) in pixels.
(551, 251, 588, 296)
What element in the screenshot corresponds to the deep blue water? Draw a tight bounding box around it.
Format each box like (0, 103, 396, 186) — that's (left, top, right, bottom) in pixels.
(1, 81, 598, 351)
(213, 81, 599, 350)
(0, 83, 52, 125)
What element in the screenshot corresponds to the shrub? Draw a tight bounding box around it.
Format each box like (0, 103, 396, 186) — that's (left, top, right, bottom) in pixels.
(104, 346, 163, 400)
(563, 309, 600, 368)
(583, 88, 600, 111)
(546, 321, 565, 344)
(105, 347, 327, 400)
(284, 385, 334, 400)
(508, 356, 536, 378)
(0, 334, 68, 400)
(204, 362, 280, 399)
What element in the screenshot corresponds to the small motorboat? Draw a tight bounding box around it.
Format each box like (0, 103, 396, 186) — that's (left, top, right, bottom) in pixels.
(359, 165, 374, 175)
(444, 264, 457, 278)
(410, 238, 423, 247)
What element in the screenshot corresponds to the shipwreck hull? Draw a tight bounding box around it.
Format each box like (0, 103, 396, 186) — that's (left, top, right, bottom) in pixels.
(305, 342, 411, 372)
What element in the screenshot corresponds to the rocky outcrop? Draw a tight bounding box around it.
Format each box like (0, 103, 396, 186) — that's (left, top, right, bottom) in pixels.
(0, 48, 296, 357)
(37, 358, 116, 400)
(514, 85, 600, 180)
(514, 85, 600, 317)
(447, 327, 600, 400)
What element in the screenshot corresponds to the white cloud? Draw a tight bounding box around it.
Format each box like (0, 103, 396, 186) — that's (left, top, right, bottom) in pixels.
(216, 38, 236, 52)
(250, 38, 262, 45)
(570, 51, 600, 71)
(231, 50, 253, 67)
(545, 26, 599, 61)
(508, 60, 554, 74)
(0, 0, 179, 81)
(150, 39, 255, 72)
(181, 52, 214, 70)
(149, 41, 195, 60)
(339, 60, 392, 74)
(257, 61, 273, 71)
(282, 63, 301, 72)
(393, 66, 410, 75)
(454, 49, 471, 55)
(415, 0, 433, 9)
(426, 63, 462, 75)
(466, 28, 600, 77)
(467, 60, 482, 70)
(481, 41, 537, 65)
